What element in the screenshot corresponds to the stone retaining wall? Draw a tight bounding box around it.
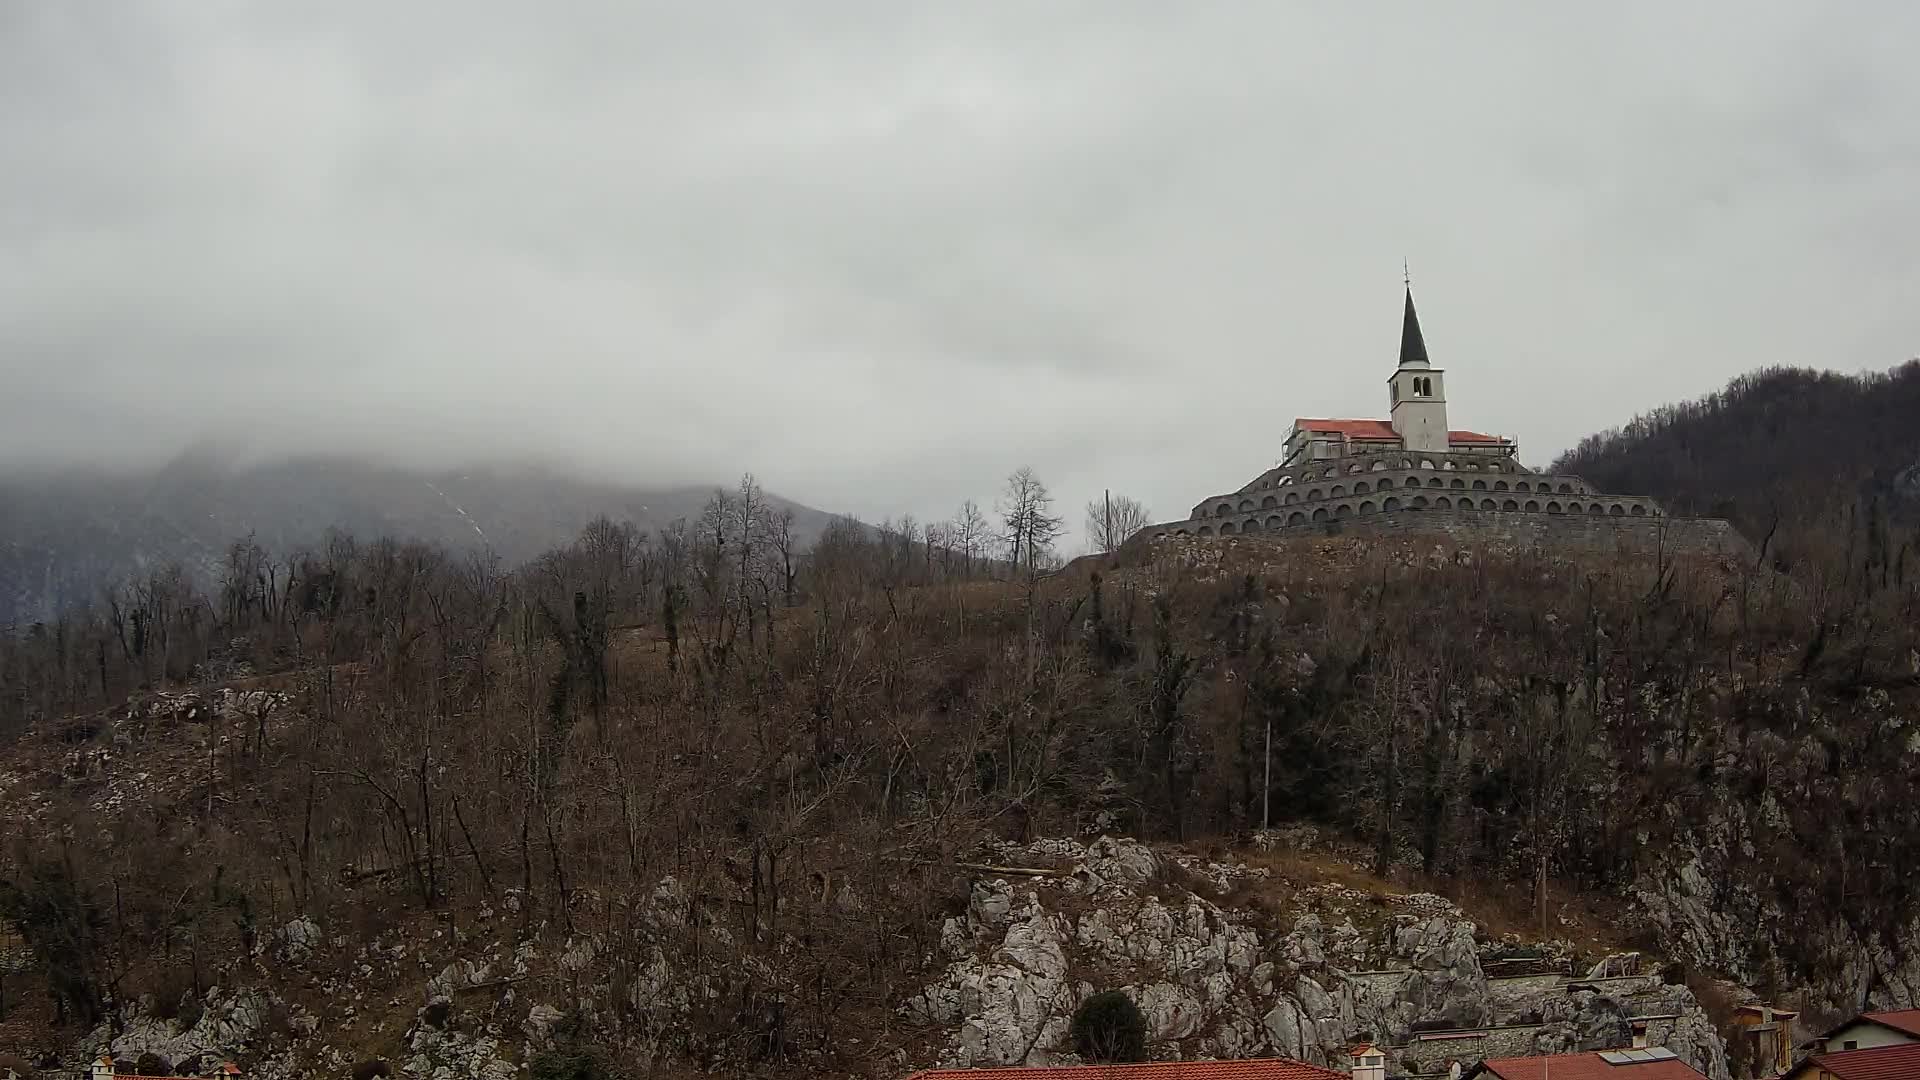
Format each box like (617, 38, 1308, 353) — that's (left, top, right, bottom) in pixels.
(1152, 509, 1750, 560)
(1392, 1011, 1703, 1077)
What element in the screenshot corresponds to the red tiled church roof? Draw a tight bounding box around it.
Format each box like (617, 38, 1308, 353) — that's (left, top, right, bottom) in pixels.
(904, 1060, 1346, 1080)
(1472, 1050, 1706, 1080)
(1797, 1042, 1920, 1080)
(1291, 418, 1509, 445)
(1293, 418, 1400, 440)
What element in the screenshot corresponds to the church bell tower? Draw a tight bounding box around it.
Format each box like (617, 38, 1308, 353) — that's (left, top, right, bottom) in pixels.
(1388, 287, 1449, 454)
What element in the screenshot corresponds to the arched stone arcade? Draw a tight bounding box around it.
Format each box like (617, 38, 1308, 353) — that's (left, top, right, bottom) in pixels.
(1162, 453, 1662, 535)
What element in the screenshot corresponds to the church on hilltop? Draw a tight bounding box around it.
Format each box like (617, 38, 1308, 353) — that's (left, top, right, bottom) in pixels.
(1141, 287, 1697, 546)
(1282, 288, 1518, 466)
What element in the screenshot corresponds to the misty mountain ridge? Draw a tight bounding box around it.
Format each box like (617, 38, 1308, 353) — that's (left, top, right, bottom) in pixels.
(0, 454, 841, 627)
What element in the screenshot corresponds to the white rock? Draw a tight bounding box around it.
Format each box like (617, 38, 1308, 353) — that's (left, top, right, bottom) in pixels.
(271, 916, 323, 966)
(523, 1004, 566, 1045)
(1133, 982, 1204, 1041)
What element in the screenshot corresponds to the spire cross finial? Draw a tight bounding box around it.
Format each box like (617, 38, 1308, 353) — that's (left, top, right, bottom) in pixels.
(1403, 258, 1411, 288)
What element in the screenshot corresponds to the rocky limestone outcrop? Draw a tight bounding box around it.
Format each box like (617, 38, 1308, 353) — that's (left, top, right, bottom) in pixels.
(267, 916, 323, 967)
(1631, 701, 1920, 1023)
(85, 988, 279, 1074)
(58, 835, 1731, 1080)
(402, 1025, 517, 1080)
(907, 836, 1730, 1079)
(912, 881, 1081, 1065)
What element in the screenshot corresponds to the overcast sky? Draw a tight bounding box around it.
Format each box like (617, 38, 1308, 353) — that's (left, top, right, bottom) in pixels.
(3, 2, 1917, 535)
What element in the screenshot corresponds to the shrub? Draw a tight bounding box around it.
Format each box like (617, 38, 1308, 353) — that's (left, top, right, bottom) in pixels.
(175, 993, 205, 1033)
(529, 1050, 607, 1080)
(1071, 990, 1147, 1063)
(548, 1008, 588, 1044)
(351, 1060, 393, 1080)
(150, 967, 193, 1021)
(132, 1052, 173, 1076)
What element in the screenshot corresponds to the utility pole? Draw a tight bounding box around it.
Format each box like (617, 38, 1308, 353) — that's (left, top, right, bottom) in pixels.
(1262, 711, 1272, 832)
(1104, 489, 1112, 553)
(1539, 852, 1550, 937)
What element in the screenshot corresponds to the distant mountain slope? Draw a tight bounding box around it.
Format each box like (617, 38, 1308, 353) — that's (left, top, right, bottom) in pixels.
(0, 456, 840, 626)
(1553, 361, 1920, 553)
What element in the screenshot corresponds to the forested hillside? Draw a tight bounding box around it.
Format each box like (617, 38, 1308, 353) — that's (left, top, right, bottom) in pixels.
(1553, 361, 1920, 564)
(2, 456, 1917, 1077)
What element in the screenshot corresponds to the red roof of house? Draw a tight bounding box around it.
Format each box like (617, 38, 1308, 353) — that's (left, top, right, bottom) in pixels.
(1290, 418, 1509, 445)
(903, 1059, 1346, 1080)
(1473, 1050, 1707, 1080)
(1860, 1008, 1920, 1038)
(1797, 1042, 1920, 1079)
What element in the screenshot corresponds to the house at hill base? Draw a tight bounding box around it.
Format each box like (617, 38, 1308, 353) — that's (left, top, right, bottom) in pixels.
(902, 1054, 1356, 1080)
(1773, 1007, 1920, 1080)
(1462, 1047, 1707, 1080)
(1781, 1040, 1920, 1080)
(1729, 1002, 1798, 1077)
(1138, 286, 1743, 558)
(1809, 1008, 1920, 1055)
(89, 1057, 241, 1080)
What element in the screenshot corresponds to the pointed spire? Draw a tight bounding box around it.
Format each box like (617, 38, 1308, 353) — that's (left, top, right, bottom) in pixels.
(1399, 286, 1430, 368)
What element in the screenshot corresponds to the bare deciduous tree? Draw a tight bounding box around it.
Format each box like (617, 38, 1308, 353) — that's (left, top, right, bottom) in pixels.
(1084, 493, 1152, 553)
(998, 467, 1063, 581)
(952, 499, 990, 579)
(769, 507, 799, 607)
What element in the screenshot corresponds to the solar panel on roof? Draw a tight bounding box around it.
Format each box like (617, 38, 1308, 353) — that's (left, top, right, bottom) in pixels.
(1598, 1047, 1678, 1066)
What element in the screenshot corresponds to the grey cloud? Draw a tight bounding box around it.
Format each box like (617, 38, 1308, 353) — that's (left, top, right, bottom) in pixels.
(3, 2, 1917, 542)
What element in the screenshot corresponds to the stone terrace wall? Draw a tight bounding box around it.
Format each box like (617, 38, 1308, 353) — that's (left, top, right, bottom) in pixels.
(1391, 1004, 1705, 1077)
(1157, 509, 1750, 560)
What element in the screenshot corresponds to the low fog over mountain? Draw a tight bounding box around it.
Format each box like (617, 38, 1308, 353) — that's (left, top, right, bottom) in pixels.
(0, 453, 838, 625)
